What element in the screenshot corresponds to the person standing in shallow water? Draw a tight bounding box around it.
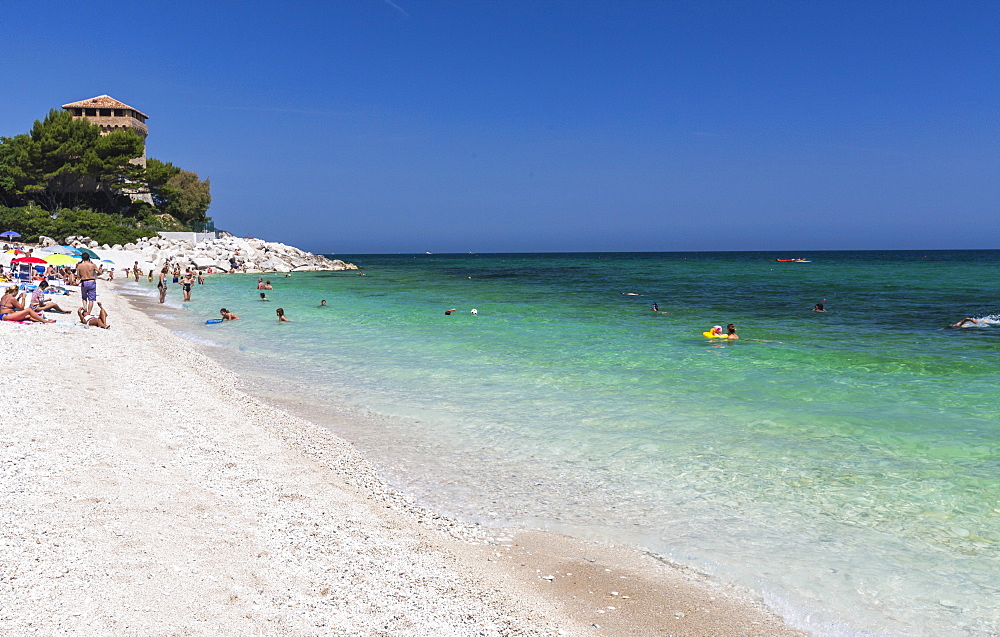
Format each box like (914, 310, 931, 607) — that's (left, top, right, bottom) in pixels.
(157, 267, 169, 303)
(180, 272, 194, 302)
(276, 308, 289, 322)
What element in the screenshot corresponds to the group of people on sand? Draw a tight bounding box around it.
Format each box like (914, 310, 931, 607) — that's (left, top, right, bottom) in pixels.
(1, 252, 111, 328)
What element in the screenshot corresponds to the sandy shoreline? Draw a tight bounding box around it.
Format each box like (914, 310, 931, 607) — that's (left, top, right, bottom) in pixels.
(1, 282, 804, 636)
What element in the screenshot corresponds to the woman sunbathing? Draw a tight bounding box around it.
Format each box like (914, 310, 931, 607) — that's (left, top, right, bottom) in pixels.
(78, 302, 110, 329)
(30, 281, 70, 314)
(1, 286, 55, 323)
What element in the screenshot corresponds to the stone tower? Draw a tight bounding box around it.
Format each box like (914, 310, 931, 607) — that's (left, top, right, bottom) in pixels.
(62, 95, 152, 202)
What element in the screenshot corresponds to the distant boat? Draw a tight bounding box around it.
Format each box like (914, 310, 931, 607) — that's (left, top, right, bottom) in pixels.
(770, 258, 812, 262)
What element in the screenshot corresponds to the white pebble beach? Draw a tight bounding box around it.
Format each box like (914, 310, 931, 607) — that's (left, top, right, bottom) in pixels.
(1, 282, 804, 636)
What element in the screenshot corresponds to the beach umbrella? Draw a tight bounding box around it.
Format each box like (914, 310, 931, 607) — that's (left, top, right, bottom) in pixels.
(42, 253, 80, 266)
(76, 247, 100, 259)
(11, 256, 47, 265)
(0, 230, 21, 238)
(4, 249, 26, 255)
(43, 245, 79, 256)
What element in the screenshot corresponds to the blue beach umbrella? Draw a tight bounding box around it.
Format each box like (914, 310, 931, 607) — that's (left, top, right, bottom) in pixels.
(45, 245, 79, 256)
(0, 230, 21, 238)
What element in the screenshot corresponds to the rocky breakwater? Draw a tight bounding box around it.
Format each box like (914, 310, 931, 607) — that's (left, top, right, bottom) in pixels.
(71, 235, 357, 273)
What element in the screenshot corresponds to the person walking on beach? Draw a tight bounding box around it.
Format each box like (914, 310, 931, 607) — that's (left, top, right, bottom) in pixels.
(133, 261, 140, 282)
(171, 264, 181, 284)
(197, 271, 204, 285)
(180, 272, 194, 302)
(75, 253, 99, 314)
(157, 267, 169, 303)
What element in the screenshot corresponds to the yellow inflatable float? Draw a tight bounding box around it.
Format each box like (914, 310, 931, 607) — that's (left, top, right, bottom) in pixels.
(703, 325, 728, 338)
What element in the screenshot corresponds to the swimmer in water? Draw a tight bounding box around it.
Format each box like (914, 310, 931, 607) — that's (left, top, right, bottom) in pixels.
(948, 318, 982, 328)
(813, 303, 826, 312)
(651, 303, 659, 312)
(726, 323, 739, 339)
(444, 308, 456, 315)
(276, 307, 289, 322)
(220, 308, 238, 321)
(260, 292, 269, 301)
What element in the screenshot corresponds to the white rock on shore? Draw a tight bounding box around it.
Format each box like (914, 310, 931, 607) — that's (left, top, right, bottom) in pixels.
(64, 234, 357, 274)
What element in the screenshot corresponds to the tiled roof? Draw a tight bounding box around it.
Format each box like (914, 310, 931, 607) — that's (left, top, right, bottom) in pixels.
(62, 95, 149, 119)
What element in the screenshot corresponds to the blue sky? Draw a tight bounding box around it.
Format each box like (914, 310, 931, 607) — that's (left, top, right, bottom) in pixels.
(2, 1, 997, 254)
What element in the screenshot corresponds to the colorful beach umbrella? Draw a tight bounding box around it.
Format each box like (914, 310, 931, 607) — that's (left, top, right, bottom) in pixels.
(76, 247, 100, 259)
(4, 249, 26, 255)
(42, 253, 80, 266)
(44, 245, 79, 256)
(11, 256, 47, 265)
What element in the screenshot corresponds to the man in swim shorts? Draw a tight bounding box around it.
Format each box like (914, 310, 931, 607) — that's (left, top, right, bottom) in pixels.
(75, 253, 99, 314)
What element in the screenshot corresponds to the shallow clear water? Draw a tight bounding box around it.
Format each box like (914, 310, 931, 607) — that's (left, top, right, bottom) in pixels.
(123, 251, 1000, 636)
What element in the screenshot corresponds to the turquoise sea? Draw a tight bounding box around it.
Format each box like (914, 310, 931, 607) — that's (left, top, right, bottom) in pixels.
(121, 251, 999, 636)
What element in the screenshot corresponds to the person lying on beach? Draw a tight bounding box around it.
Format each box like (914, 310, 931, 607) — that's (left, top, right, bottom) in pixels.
(276, 308, 289, 322)
(220, 308, 239, 321)
(1, 286, 55, 323)
(78, 302, 110, 329)
(948, 318, 983, 328)
(30, 281, 70, 314)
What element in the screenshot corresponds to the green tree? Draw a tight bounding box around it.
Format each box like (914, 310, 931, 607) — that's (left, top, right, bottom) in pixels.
(1, 110, 144, 214)
(146, 157, 211, 225)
